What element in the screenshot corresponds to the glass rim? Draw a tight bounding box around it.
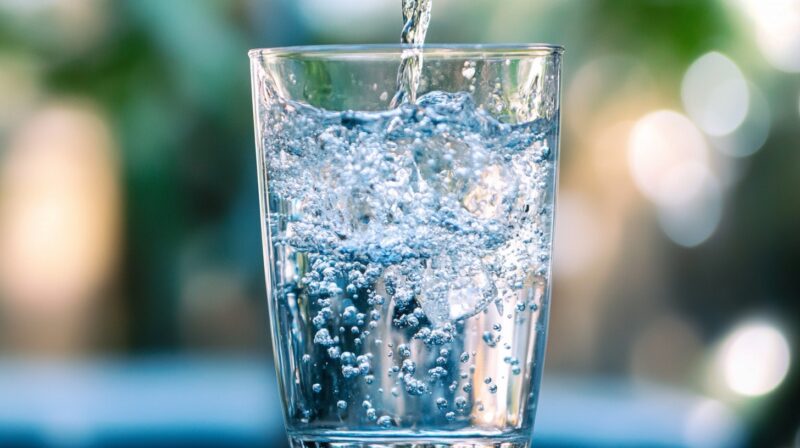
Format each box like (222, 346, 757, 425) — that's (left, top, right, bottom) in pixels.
(248, 43, 565, 60)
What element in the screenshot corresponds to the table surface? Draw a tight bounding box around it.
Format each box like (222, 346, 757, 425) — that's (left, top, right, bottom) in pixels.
(0, 358, 745, 448)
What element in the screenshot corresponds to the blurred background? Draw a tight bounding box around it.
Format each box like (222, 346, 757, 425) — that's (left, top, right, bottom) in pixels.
(0, 0, 798, 447)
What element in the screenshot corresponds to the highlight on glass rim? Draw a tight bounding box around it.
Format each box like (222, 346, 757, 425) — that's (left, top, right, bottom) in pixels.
(1, 1, 798, 447)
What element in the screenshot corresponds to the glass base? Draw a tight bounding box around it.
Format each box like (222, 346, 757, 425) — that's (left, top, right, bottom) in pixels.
(288, 435, 530, 448)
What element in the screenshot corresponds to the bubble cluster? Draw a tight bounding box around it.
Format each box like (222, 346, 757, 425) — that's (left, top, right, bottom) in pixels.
(260, 90, 557, 428)
(265, 91, 553, 324)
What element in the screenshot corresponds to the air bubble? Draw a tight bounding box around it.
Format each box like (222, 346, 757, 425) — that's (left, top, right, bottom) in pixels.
(482, 331, 498, 348)
(377, 415, 393, 428)
(314, 329, 335, 346)
(342, 366, 360, 378)
(462, 66, 476, 80)
(428, 366, 448, 380)
(398, 344, 412, 358)
(341, 352, 356, 365)
(402, 359, 416, 374)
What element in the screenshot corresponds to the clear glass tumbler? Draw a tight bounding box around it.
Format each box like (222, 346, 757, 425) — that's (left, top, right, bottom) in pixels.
(250, 44, 563, 448)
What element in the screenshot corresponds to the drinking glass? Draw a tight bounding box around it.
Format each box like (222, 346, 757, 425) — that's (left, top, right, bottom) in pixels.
(250, 44, 563, 448)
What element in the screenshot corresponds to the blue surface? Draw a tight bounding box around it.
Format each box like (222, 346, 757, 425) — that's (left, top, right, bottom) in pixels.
(0, 358, 745, 447)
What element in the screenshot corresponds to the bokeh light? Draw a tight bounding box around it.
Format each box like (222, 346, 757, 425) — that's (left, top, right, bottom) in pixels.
(628, 110, 711, 208)
(709, 83, 771, 158)
(736, 0, 800, 72)
(0, 101, 120, 348)
(656, 173, 722, 247)
(627, 110, 724, 246)
(681, 52, 749, 137)
(717, 321, 791, 397)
